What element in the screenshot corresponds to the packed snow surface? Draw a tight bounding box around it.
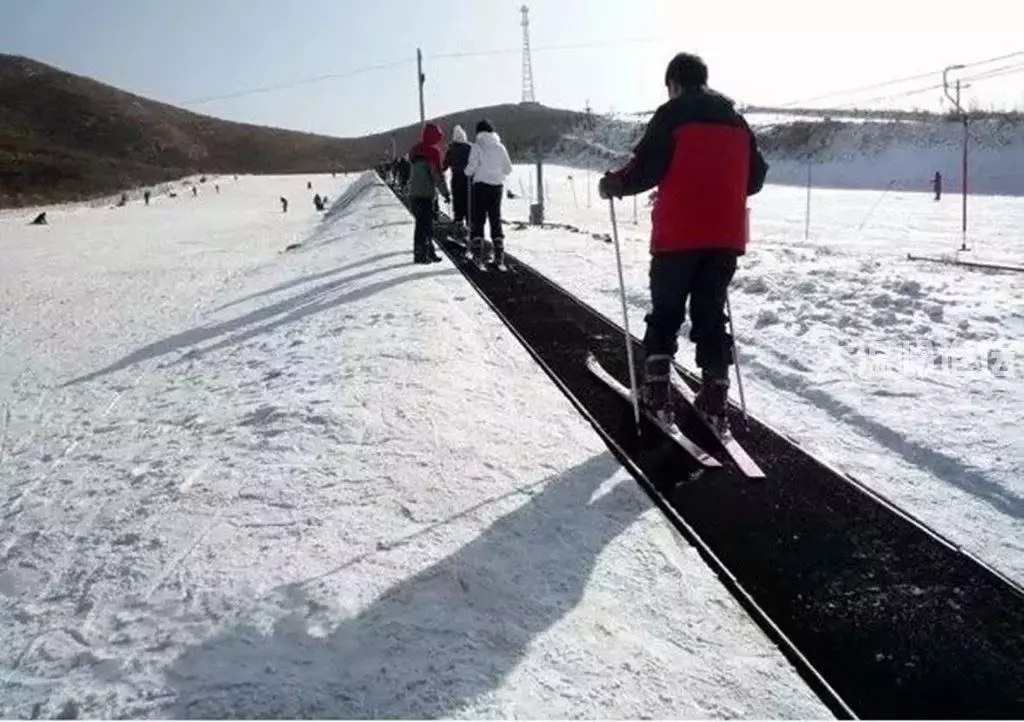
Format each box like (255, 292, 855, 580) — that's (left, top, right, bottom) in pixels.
(507, 163, 1024, 586)
(0, 173, 829, 718)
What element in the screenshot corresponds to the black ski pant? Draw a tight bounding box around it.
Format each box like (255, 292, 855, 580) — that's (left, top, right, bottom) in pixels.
(411, 197, 437, 260)
(451, 171, 469, 223)
(643, 250, 738, 377)
(470, 182, 504, 254)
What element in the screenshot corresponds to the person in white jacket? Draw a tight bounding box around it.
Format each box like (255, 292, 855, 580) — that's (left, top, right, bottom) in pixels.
(464, 119, 513, 266)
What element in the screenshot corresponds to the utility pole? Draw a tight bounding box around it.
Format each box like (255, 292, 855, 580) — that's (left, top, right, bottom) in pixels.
(417, 48, 426, 125)
(943, 64, 969, 251)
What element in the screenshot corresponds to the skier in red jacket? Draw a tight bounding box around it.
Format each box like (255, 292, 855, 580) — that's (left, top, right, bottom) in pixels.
(407, 123, 450, 263)
(599, 52, 768, 429)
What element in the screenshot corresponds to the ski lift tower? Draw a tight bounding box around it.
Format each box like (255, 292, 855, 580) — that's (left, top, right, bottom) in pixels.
(520, 5, 538, 106)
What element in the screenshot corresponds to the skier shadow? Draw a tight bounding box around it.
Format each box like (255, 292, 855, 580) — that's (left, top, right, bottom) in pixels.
(65, 261, 456, 386)
(369, 220, 415, 230)
(211, 250, 411, 313)
(748, 357, 1024, 520)
(160, 452, 647, 718)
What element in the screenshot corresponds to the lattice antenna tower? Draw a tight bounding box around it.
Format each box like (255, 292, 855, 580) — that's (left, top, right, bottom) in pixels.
(520, 5, 536, 104)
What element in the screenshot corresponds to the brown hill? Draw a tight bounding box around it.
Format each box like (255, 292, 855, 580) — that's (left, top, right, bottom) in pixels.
(0, 54, 589, 207)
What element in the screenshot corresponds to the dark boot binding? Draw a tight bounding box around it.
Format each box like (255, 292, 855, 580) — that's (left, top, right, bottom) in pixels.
(639, 354, 673, 425)
(694, 369, 730, 432)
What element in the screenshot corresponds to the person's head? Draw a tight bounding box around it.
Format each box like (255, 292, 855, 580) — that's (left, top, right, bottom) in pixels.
(476, 119, 495, 134)
(421, 122, 444, 145)
(664, 52, 708, 99)
(452, 124, 468, 143)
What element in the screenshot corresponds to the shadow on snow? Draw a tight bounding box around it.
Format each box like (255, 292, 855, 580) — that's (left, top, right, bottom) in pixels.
(159, 452, 646, 718)
(66, 260, 455, 386)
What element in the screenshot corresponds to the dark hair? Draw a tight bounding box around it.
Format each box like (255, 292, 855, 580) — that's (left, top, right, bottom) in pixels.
(664, 52, 708, 89)
(476, 119, 495, 134)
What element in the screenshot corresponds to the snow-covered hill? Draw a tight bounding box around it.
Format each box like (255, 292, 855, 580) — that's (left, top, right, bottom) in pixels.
(0, 173, 828, 717)
(551, 114, 1024, 196)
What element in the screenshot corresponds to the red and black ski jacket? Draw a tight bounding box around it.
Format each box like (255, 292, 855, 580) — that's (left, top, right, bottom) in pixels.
(607, 88, 767, 254)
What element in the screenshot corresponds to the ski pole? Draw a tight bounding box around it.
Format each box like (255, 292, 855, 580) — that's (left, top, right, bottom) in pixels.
(467, 176, 473, 256)
(725, 291, 749, 427)
(609, 199, 641, 431)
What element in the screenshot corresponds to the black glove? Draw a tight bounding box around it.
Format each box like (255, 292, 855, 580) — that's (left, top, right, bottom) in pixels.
(598, 172, 624, 200)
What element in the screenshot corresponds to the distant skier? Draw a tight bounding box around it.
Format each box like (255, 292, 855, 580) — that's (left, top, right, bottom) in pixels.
(464, 119, 513, 266)
(280, 197, 288, 213)
(407, 123, 450, 263)
(215, 184, 220, 195)
(933, 171, 942, 201)
(192, 186, 198, 198)
(396, 155, 411, 194)
(143, 190, 151, 206)
(313, 193, 325, 211)
(598, 52, 768, 429)
(443, 125, 473, 239)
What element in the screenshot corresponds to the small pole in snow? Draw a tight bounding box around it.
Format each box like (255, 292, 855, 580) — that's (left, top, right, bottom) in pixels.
(633, 194, 638, 225)
(417, 48, 426, 125)
(587, 162, 592, 208)
(804, 161, 812, 241)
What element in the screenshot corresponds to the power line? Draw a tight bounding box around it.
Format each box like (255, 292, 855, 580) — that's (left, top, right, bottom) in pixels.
(839, 82, 947, 109)
(963, 62, 1024, 83)
(178, 58, 414, 106)
(827, 62, 1024, 111)
(775, 49, 1024, 108)
(429, 34, 672, 60)
(778, 69, 946, 108)
(177, 34, 674, 107)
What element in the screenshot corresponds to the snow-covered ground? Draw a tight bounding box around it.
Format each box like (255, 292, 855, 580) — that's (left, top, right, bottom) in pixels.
(0, 172, 830, 717)
(506, 163, 1024, 586)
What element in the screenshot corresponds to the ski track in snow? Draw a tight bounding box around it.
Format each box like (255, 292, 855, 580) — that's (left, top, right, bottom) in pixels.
(506, 164, 1024, 585)
(0, 173, 828, 718)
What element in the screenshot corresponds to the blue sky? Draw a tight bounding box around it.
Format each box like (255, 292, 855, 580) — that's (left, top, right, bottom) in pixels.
(4, 0, 1023, 137)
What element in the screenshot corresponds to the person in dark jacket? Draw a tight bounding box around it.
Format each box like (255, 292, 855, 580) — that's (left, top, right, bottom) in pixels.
(933, 171, 942, 201)
(599, 52, 768, 429)
(444, 125, 473, 238)
(396, 155, 411, 193)
(407, 123, 451, 263)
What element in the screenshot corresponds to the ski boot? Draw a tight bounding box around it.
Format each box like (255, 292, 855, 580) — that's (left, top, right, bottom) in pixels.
(477, 238, 492, 268)
(491, 239, 506, 270)
(694, 369, 730, 434)
(639, 354, 674, 426)
(467, 236, 483, 262)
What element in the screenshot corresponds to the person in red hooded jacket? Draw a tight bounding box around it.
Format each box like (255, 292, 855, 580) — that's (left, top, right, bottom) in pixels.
(407, 123, 451, 263)
(599, 52, 767, 429)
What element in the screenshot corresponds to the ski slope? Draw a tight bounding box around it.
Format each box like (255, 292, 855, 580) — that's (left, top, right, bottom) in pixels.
(0, 173, 829, 718)
(506, 163, 1024, 586)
